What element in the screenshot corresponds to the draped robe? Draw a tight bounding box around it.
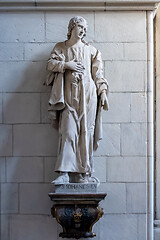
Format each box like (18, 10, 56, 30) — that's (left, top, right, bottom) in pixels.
(46, 41, 109, 174)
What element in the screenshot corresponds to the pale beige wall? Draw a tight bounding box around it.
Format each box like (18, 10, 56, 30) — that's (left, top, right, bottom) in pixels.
(0, 9, 148, 240)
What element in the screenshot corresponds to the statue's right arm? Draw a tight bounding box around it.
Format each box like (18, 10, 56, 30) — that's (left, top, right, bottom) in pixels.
(47, 43, 66, 73)
(64, 59, 85, 73)
(47, 59, 65, 73)
(47, 42, 85, 74)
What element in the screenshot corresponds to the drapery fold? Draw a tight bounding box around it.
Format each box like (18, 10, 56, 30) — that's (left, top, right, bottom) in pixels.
(46, 41, 109, 174)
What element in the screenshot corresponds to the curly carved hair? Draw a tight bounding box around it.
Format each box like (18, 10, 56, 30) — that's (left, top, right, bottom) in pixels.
(67, 16, 88, 44)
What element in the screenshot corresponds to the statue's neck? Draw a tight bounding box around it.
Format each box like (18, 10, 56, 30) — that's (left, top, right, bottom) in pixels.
(66, 38, 84, 47)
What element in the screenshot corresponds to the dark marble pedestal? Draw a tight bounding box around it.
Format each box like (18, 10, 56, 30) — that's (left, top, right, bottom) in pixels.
(49, 185, 106, 239)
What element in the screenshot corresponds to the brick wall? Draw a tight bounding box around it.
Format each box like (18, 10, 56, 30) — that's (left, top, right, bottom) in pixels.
(0, 11, 147, 240)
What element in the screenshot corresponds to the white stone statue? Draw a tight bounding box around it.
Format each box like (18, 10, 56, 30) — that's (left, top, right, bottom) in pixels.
(46, 16, 109, 184)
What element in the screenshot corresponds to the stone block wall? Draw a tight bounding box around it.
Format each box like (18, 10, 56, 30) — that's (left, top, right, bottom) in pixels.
(0, 10, 147, 240)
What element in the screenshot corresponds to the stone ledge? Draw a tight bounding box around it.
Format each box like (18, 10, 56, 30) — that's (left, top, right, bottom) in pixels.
(155, 220, 160, 227)
(154, 221, 160, 240)
(48, 192, 106, 203)
(0, 0, 159, 11)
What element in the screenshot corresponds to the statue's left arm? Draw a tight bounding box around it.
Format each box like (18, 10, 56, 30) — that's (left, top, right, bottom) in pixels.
(91, 48, 109, 111)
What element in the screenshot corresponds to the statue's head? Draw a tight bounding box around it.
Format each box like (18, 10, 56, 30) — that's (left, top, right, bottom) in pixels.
(67, 16, 88, 40)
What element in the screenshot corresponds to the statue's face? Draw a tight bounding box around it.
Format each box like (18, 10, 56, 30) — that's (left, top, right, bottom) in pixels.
(71, 22, 87, 39)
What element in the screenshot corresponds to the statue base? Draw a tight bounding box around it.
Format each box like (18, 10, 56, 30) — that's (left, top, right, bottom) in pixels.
(49, 187, 106, 239)
(53, 183, 97, 193)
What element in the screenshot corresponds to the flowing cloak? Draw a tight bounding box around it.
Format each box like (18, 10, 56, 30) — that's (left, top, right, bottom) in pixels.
(46, 41, 109, 174)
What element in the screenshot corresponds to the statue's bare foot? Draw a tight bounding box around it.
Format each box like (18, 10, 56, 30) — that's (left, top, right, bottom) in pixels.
(52, 173, 69, 184)
(76, 174, 88, 183)
(83, 174, 100, 186)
